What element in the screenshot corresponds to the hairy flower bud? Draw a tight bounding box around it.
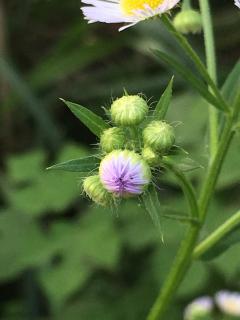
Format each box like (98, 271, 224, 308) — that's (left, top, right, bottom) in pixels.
(100, 127, 126, 153)
(110, 95, 148, 126)
(184, 297, 213, 320)
(142, 146, 160, 166)
(83, 175, 112, 206)
(173, 10, 202, 34)
(143, 121, 175, 154)
(99, 149, 151, 197)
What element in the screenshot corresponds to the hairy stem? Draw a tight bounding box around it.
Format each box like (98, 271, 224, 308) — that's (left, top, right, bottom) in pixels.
(199, 0, 218, 160)
(146, 5, 240, 319)
(146, 225, 199, 320)
(146, 97, 240, 320)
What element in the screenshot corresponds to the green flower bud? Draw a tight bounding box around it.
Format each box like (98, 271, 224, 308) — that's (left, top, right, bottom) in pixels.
(83, 175, 112, 206)
(100, 127, 126, 153)
(173, 10, 202, 34)
(143, 121, 175, 154)
(110, 95, 148, 126)
(142, 146, 160, 166)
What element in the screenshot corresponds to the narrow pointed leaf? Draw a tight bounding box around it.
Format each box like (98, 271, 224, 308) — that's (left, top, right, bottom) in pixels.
(47, 156, 100, 172)
(153, 77, 173, 120)
(142, 185, 163, 240)
(221, 60, 240, 103)
(61, 99, 110, 138)
(161, 14, 229, 112)
(153, 50, 225, 111)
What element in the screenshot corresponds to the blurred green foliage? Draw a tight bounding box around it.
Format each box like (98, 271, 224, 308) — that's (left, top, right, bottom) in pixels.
(0, 0, 239, 319)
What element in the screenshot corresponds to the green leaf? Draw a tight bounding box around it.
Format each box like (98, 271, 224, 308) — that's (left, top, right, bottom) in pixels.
(153, 50, 224, 111)
(161, 14, 229, 112)
(0, 212, 59, 281)
(47, 155, 100, 172)
(221, 59, 240, 104)
(7, 144, 89, 217)
(7, 150, 45, 183)
(39, 207, 121, 311)
(153, 77, 173, 120)
(142, 185, 163, 239)
(61, 99, 110, 137)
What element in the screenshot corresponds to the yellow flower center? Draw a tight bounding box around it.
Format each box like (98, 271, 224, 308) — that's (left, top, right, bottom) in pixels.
(120, 0, 164, 15)
(227, 301, 239, 314)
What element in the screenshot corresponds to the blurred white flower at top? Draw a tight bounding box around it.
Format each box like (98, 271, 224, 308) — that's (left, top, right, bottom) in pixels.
(184, 296, 214, 320)
(81, 0, 180, 31)
(235, 0, 240, 8)
(215, 290, 240, 317)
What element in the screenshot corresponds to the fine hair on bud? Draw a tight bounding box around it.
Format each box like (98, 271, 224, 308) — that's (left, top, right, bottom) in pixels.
(110, 95, 149, 126)
(173, 9, 202, 34)
(83, 175, 112, 206)
(100, 127, 126, 153)
(143, 120, 175, 154)
(142, 146, 160, 166)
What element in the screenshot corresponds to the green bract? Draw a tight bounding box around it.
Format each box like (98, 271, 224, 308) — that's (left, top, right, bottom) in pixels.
(83, 175, 112, 206)
(110, 95, 148, 126)
(173, 10, 202, 35)
(143, 121, 175, 154)
(100, 127, 126, 153)
(142, 146, 160, 166)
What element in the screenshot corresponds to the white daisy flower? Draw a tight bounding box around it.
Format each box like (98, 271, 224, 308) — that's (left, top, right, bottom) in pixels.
(215, 291, 240, 317)
(184, 296, 213, 320)
(81, 0, 181, 31)
(235, 0, 240, 8)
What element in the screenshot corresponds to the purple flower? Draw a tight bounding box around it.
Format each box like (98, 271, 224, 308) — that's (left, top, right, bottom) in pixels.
(215, 290, 240, 317)
(235, 0, 240, 8)
(99, 150, 151, 197)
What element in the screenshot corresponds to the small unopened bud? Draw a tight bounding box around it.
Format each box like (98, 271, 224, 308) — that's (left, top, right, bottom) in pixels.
(143, 121, 175, 154)
(83, 175, 112, 206)
(100, 127, 126, 153)
(99, 149, 151, 197)
(184, 297, 213, 320)
(173, 10, 202, 34)
(110, 95, 148, 126)
(142, 146, 160, 166)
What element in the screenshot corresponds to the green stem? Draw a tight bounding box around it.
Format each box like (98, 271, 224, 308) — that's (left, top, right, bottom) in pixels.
(199, 0, 218, 160)
(198, 116, 234, 221)
(182, 0, 191, 10)
(146, 225, 199, 320)
(193, 210, 240, 259)
(146, 96, 240, 320)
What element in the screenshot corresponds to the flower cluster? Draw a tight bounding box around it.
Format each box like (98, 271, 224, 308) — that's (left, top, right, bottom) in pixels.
(83, 94, 175, 206)
(184, 291, 240, 320)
